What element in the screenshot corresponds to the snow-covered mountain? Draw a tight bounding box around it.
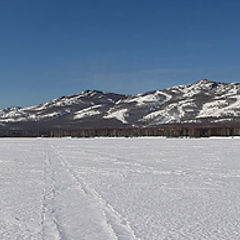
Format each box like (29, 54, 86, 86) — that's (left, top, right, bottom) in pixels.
(1, 79, 240, 130)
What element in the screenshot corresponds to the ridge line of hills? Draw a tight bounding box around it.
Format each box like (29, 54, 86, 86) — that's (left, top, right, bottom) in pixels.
(1, 79, 240, 137)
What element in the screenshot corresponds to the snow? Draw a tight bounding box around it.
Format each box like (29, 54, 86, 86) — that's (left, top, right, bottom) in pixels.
(104, 109, 128, 124)
(0, 111, 64, 123)
(30, 95, 84, 111)
(73, 105, 101, 120)
(0, 138, 240, 240)
(122, 91, 171, 106)
(141, 99, 197, 124)
(74, 110, 100, 120)
(169, 80, 216, 98)
(0, 107, 26, 119)
(197, 96, 240, 118)
(23, 91, 101, 112)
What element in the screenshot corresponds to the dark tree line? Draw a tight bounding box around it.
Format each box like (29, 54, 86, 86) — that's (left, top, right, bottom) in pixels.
(49, 126, 240, 138)
(1, 123, 240, 137)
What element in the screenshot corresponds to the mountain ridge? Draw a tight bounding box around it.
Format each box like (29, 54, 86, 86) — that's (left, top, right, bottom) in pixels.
(1, 79, 240, 130)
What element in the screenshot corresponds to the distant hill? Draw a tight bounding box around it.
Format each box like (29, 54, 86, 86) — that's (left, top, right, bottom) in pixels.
(1, 79, 240, 135)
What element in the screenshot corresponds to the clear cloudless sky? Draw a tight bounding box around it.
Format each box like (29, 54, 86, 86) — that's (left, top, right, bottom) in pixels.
(0, 0, 240, 107)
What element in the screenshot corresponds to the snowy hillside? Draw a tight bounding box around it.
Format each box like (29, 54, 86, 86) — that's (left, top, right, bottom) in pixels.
(1, 138, 240, 239)
(1, 79, 240, 129)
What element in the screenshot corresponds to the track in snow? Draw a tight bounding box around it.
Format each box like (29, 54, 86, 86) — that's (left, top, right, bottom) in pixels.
(0, 137, 240, 240)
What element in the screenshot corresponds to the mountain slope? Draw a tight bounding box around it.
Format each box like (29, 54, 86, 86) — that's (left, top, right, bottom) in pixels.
(1, 79, 240, 130)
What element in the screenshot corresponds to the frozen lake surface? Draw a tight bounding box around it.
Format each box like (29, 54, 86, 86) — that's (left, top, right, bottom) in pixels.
(0, 137, 240, 240)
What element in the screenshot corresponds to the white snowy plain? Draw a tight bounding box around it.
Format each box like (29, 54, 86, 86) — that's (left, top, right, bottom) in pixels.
(0, 137, 240, 240)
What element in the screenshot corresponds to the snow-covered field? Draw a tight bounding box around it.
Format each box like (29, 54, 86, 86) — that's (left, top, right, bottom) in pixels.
(0, 138, 240, 240)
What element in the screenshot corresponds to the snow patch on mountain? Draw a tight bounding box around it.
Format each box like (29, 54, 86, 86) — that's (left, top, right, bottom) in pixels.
(74, 105, 102, 120)
(122, 90, 171, 106)
(104, 109, 128, 124)
(141, 99, 197, 125)
(198, 96, 240, 118)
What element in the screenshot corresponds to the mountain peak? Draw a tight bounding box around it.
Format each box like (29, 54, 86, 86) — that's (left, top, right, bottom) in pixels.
(82, 89, 103, 94)
(191, 79, 220, 89)
(195, 78, 212, 84)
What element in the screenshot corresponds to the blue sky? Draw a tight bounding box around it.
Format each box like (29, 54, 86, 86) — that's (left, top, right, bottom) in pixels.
(0, 0, 240, 108)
